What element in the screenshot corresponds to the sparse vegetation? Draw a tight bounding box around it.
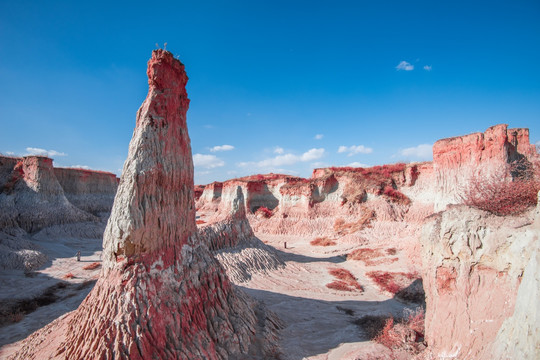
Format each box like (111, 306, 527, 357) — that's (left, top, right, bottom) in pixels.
(461, 163, 539, 216)
(310, 237, 336, 246)
(255, 206, 273, 218)
(334, 209, 375, 235)
(366, 271, 418, 294)
(381, 186, 410, 205)
(82, 262, 101, 270)
(348, 247, 399, 266)
(353, 309, 425, 354)
(327, 268, 363, 291)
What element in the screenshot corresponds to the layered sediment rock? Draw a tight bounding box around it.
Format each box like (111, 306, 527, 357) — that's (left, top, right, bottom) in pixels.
(54, 167, 118, 215)
(0, 156, 95, 232)
(9, 49, 278, 359)
(432, 124, 539, 210)
(420, 204, 539, 359)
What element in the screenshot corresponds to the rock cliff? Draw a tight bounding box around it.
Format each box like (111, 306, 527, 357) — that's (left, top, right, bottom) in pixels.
(8, 49, 278, 359)
(420, 203, 539, 359)
(432, 124, 538, 210)
(0, 156, 96, 232)
(54, 167, 118, 215)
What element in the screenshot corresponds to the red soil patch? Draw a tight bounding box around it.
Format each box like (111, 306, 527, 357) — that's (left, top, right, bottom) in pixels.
(196, 219, 206, 225)
(63, 273, 75, 279)
(310, 237, 336, 246)
(82, 262, 101, 270)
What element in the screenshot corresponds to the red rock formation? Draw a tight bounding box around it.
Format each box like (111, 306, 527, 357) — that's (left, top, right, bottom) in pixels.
(9, 49, 277, 359)
(432, 124, 539, 210)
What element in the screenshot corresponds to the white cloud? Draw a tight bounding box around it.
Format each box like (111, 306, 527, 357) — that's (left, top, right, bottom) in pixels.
(209, 144, 234, 152)
(398, 144, 433, 160)
(338, 145, 373, 156)
(238, 148, 325, 168)
(5, 151, 15, 156)
(396, 61, 414, 71)
(347, 162, 369, 167)
(193, 154, 225, 169)
(25, 147, 67, 157)
(68, 165, 90, 169)
(274, 147, 285, 154)
(301, 148, 325, 161)
(204, 124, 214, 129)
(314, 134, 324, 140)
(423, 65, 432, 71)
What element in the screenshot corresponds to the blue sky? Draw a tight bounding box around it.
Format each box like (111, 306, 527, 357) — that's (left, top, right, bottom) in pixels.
(1, 1, 539, 184)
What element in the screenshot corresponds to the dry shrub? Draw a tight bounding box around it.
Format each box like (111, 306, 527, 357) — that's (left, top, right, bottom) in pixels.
(348, 248, 384, 261)
(386, 248, 397, 255)
(366, 271, 418, 294)
(381, 186, 411, 205)
(327, 268, 363, 291)
(461, 162, 539, 216)
(348, 247, 398, 266)
(255, 206, 273, 218)
(63, 273, 75, 279)
(310, 237, 336, 246)
(326, 280, 354, 292)
(354, 309, 425, 354)
(82, 262, 101, 270)
(334, 209, 375, 235)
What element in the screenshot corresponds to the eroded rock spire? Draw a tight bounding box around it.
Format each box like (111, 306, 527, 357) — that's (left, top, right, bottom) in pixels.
(9, 49, 277, 360)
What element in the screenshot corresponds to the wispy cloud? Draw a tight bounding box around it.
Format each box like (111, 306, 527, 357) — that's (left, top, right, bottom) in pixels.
(397, 144, 433, 160)
(337, 145, 373, 156)
(274, 146, 285, 154)
(67, 165, 90, 169)
(423, 65, 432, 71)
(396, 61, 414, 71)
(347, 162, 369, 167)
(25, 147, 67, 157)
(238, 148, 325, 168)
(209, 144, 234, 152)
(193, 154, 225, 169)
(314, 134, 324, 140)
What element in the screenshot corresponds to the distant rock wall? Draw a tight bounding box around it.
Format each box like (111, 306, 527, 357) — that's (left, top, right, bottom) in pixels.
(54, 167, 118, 215)
(0, 156, 96, 232)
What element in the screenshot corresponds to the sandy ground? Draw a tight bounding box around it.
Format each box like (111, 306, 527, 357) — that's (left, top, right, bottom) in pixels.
(0, 225, 421, 360)
(243, 233, 421, 360)
(0, 234, 103, 359)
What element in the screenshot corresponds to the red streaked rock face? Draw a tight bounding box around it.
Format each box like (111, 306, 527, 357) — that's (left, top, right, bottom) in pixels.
(9, 49, 278, 360)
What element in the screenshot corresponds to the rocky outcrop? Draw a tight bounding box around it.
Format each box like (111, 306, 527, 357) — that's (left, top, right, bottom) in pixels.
(432, 124, 538, 210)
(54, 167, 118, 215)
(0, 156, 96, 232)
(420, 204, 539, 359)
(198, 186, 284, 283)
(8, 49, 278, 360)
